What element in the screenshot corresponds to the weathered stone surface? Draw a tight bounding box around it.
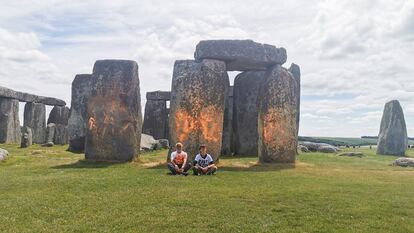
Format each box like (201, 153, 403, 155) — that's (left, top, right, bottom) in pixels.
(299, 142, 336, 152)
(142, 99, 168, 139)
(23, 102, 46, 144)
(0, 85, 66, 106)
(68, 74, 93, 152)
(338, 152, 363, 157)
(298, 145, 310, 152)
(289, 63, 301, 136)
(146, 91, 171, 100)
(48, 106, 70, 125)
(0, 98, 21, 144)
(194, 40, 287, 71)
(85, 60, 142, 161)
(46, 123, 56, 143)
(393, 157, 414, 167)
(376, 100, 408, 156)
(20, 126, 32, 148)
(141, 134, 158, 151)
(158, 139, 169, 149)
(233, 71, 266, 155)
(41, 142, 54, 147)
(221, 86, 234, 155)
(169, 59, 229, 161)
(317, 145, 337, 153)
(54, 124, 68, 145)
(258, 65, 298, 163)
(0, 148, 8, 161)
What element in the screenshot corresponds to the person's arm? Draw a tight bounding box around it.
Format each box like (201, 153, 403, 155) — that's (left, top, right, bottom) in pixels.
(206, 155, 215, 168)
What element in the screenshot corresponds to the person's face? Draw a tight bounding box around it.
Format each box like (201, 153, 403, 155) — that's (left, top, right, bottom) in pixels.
(200, 147, 207, 155)
(176, 145, 182, 152)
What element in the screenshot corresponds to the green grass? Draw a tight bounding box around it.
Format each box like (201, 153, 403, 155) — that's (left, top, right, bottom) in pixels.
(1, 144, 414, 232)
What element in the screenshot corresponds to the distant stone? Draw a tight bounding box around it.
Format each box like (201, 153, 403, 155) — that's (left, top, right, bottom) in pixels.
(393, 157, 414, 167)
(142, 98, 168, 140)
(298, 145, 310, 153)
(299, 142, 337, 152)
(0, 85, 66, 106)
(289, 63, 301, 136)
(258, 65, 299, 163)
(157, 139, 169, 149)
(233, 71, 265, 155)
(317, 145, 337, 153)
(47, 106, 70, 125)
(54, 124, 68, 145)
(45, 123, 56, 143)
(41, 142, 54, 147)
(194, 40, 287, 71)
(141, 134, 158, 151)
(85, 60, 142, 161)
(0, 148, 8, 161)
(221, 86, 233, 155)
(68, 74, 93, 153)
(169, 59, 229, 161)
(376, 100, 408, 156)
(0, 97, 21, 144)
(338, 152, 363, 157)
(20, 126, 32, 148)
(23, 102, 46, 144)
(146, 91, 171, 100)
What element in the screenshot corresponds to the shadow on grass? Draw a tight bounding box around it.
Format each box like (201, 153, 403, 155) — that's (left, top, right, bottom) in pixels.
(143, 161, 295, 172)
(219, 163, 295, 172)
(52, 160, 121, 169)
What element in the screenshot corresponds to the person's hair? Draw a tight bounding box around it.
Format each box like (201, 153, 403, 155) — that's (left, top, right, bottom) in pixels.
(176, 142, 183, 148)
(199, 145, 206, 150)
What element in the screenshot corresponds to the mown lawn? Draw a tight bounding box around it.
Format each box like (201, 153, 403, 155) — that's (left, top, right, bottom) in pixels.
(1, 144, 414, 233)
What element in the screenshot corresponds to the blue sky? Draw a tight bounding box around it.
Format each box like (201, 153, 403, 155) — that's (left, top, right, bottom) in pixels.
(0, 0, 413, 137)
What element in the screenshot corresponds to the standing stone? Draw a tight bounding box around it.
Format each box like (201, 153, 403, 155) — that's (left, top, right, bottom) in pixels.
(142, 94, 168, 139)
(20, 126, 32, 148)
(54, 124, 68, 145)
(85, 60, 142, 161)
(289, 63, 301, 136)
(258, 65, 298, 163)
(0, 148, 8, 161)
(376, 100, 408, 156)
(0, 98, 21, 144)
(194, 40, 287, 71)
(67, 74, 93, 152)
(23, 102, 46, 144)
(169, 59, 229, 161)
(45, 123, 56, 144)
(233, 71, 266, 155)
(221, 86, 234, 155)
(48, 106, 70, 125)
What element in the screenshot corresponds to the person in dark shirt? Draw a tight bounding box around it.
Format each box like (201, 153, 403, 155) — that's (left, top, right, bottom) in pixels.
(192, 144, 217, 175)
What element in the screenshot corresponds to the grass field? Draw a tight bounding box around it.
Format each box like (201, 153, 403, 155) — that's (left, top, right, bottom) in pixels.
(1, 144, 414, 232)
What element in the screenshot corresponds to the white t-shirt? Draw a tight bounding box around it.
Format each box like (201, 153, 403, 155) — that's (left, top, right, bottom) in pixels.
(194, 154, 214, 168)
(170, 151, 188, 165)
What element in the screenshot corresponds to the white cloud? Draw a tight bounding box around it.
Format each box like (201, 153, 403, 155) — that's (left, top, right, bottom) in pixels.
(0, 0, 412, 137)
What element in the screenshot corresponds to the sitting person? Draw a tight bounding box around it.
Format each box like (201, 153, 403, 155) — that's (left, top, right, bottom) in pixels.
(192, 144, 217, 175)
(167, 142, 191, 176)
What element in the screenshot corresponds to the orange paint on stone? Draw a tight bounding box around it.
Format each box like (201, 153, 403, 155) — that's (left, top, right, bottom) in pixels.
(262, 108, 295, 152)
(174, 109, 197, 143)
(199, 106, 222, 143)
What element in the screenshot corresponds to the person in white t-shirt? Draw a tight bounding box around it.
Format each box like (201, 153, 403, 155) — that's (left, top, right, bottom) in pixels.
(167, 142, 191, 176)
(192, 144, 217, 175)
